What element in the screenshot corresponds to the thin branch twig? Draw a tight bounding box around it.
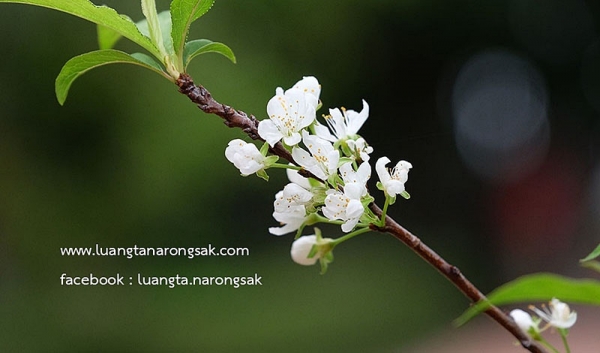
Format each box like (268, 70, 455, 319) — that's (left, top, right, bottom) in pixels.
(176, 73, 547, 353)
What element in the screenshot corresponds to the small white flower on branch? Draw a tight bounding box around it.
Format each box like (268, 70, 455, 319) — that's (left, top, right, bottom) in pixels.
(530, 298, 577, 329)
(322, 188, 365, 233)
(290, 235, 320, 266)
(376, 156, 412, 201)
(290, 228, 334, 273)
(292, 131, 340, 181)
(225, 139, 267, 176)
(269, 205, 308, 236)
(314, 100, 369, 142)
(258, 77, 320, 147)
(339, 161, 371, 198)
(346, 137, 373, 162)
(273, 183, 314, 213)
(291, 76, 321, 105)
(509, 309, 539, 334)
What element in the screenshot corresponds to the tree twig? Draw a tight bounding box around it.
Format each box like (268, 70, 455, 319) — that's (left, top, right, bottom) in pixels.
(176, 73, 547, 353)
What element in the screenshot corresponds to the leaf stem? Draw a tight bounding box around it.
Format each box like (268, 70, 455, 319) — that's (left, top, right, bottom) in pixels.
(537, 336, 560, 353)
(559, 329, 571, 353)
(270, 163, 301, 170)
(332, 227, 372, 245)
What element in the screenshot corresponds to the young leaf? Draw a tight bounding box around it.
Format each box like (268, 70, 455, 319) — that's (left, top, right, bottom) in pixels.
(136, 10, 175, 57)
(0, 0, 160, 59)
(454, 273, 600, 326)
(141, 0, 171, 58)
(183, 39, 236, 69)
(580, 243, 600, 263)
(56, 49, 170, 105)
(170, 0, 215, 61)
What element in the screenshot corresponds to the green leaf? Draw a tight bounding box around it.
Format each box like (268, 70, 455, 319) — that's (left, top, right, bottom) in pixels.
(455, 273, 600, 326)
(56, 49, 169, 105)
(183, 39, 236, 69)
(130, 53, 166, 72)
(0, 0, 159, 59)
(581, 260, 600, 273)
(97, 24, 122, 50)
(580, 243, 600, 263)
(170, 0, 215, 59)
(136, 10, 174, 57)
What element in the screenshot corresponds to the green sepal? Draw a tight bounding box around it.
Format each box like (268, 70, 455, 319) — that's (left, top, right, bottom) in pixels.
(263, 155, 279, 167)
(376, 181, 384, 191)
(183, 39, 236, 69)
(400, 190, 410, 200)
(319, 251, 334, 275)
(337, 157, 353, 166)
(307, 244, 319, 259)
(308, 177, 324, 188)
(55, 49, 170, 105)
(340, 141, 353, 158)
(255, 169, 269, 181)
(259, 141, 270, 155)
(388, 195, 397, 205)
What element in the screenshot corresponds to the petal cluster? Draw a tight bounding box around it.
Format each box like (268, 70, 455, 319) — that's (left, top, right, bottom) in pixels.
(225, 76, 414, 271)
(530, 298, 577, 329)
(322, 189, 364, 232)
(315, 100, 369, 142)
(509, 309, 538, 333)
(292, 131, 340, 181)
(376, 157, 412, 197)
(225, 139, 266, 176)
(258, 77, 320, 147)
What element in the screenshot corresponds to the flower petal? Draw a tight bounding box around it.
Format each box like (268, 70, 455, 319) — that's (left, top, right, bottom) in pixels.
(258, 120, 283, 147)
(375, 156, 391, 185)
(290, 235, 319, 265)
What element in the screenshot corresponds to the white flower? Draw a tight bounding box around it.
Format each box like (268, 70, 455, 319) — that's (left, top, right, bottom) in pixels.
(339, 162, 371, 198)
(269, 205, 307, 236)
(314, 100, 369, 142)
(510, 309, 538, 333)
(290, 235, 319, 265)
(376, 156, 412, 197)
(292, 76, 321, 104)
(292, 131, 340, 181)
(258, 79, 319, 147)
(322, 188, 364, 233)
(346, 137, 373, 162)
(530, 298, 577, 329)
(273, 183, 313, 213)
(225, 139, 265, 176)
(290, 234, 333, 266)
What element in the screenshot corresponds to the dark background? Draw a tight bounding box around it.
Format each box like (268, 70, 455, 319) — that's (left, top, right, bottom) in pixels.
(0, 0, 599, 352)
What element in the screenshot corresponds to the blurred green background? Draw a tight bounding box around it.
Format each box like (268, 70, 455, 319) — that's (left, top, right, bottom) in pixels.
(0, 1, 599, 352)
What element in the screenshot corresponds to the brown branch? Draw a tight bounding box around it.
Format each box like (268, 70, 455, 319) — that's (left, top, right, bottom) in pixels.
(176, 74, 317, 177)
(368, 203, 547, 353)
(176, 73, 547, 353)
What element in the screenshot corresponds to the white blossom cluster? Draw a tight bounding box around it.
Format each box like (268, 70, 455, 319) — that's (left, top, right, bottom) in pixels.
(225, 77, 412, 271)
